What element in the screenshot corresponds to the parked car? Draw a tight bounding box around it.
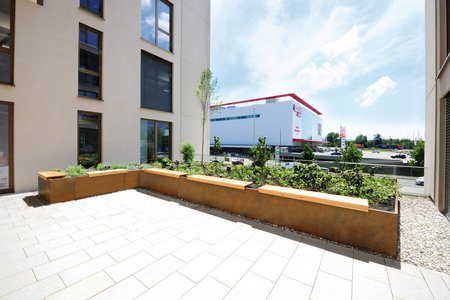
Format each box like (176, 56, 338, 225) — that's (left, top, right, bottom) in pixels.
(372, 150, 380, 153)
(391, 154, 406, 159)
(331, 151, 341, 156)
(415, 176, 424, 186)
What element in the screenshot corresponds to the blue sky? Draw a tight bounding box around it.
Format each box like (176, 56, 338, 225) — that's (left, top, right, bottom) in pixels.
(211, 0, 424, 140)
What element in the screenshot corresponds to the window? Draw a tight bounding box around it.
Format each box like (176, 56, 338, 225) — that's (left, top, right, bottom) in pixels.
(318, 123, 322, 136)
(79, 24, 102, 99)
(0, 0, 14, 84)
(210, 114, 261, 122)
(141, 50, 172, 112)
(78, 111, 101, 168)
(80, 0, 102, 17)
(140, 119, 171, 163)
(141, 0, 172, 52)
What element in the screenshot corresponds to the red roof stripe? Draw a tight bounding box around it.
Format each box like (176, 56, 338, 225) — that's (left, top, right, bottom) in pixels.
(210, 93, 322, 116)
(292, 138, 323, 143)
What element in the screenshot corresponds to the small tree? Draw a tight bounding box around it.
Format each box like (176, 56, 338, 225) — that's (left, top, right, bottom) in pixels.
(408, 141, 425, 166)
(213, 136, 222, 160)
(373, 133, 383, 147)
(341, 142, 363, 163)
(302, 144, 315, 161)
(250, 137, 272, 167)
(326, 132, 340, 147)
(195, 68, 218, 165)
(354, 134, 368, 148)
(180, 143, 195, 166)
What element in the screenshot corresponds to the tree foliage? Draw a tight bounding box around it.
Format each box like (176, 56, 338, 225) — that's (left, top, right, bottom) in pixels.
(195, 68, 218, 165)
(373, 133, 383, 146)
(250, 136, 272, 167)
(341, 142, 363, 163)
(354, 134, 368, 147)
(326, 132, 340, 147)
(213, 136, 222, 158)
(302, 144, 315, 161)
(408, 141, 425, 166)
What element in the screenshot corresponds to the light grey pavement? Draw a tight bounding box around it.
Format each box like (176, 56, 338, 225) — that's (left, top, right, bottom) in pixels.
(0, 190, 449, 300)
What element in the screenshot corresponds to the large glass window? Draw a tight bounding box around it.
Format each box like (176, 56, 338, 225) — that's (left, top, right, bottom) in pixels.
(141, 50, 172, 112)
(80, 0, 102, 17)
(79, 24, 102, 99)
(0, 0, 13, 84)
(140, 119, 171, 163)
(78, 111, 101, 168)
(141, 0, 172, 52)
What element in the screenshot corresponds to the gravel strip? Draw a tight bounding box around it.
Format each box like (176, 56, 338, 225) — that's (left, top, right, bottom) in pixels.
(399, 195, 450, 274)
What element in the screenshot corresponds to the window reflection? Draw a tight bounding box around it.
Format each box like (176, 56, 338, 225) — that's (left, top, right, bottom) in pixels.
(78, 112, 101, 168)
(0, 0, 12, 84)
(141, 0, 172, 51)
(140, 119, 171, 163)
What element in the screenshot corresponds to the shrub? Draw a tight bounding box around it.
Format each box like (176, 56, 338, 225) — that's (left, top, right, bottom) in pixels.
(341, 142, 363, 163)
(65, 165, 86, 177)
(302, 145, 315, 161)
(213, 136, 222, 158)
(408, 141, 424, 166)
(180, 143, 195, 166)
(293, 163, 331, 191)
(250, 137, 272, 167)
(160, 158, 172, 168)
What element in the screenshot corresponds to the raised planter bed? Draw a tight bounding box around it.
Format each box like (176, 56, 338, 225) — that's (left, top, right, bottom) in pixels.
(38, 168, 399, 256)
(38, 169, 139, 203)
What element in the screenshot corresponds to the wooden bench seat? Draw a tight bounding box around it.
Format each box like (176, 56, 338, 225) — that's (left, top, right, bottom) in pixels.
(258, 185, 369, 212)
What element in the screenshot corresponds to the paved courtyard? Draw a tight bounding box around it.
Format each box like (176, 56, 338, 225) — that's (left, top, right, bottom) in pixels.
(0, 189, 449, 300)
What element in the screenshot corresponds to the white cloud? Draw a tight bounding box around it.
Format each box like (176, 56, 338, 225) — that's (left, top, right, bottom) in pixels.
(358, 76, 397, 107)
(142, 0, 152, 8)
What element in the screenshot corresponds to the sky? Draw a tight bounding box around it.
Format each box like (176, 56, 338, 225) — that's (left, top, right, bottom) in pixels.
(211, 0, 425, 140)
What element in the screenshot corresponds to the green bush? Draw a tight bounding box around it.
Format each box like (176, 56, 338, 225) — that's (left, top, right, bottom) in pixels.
(302, 145, 315, 161)
(250, 137, 272, 167)
(160, 158, 172, 168)
(65, 165, 86, 177)
(341, 142, 363, 163)
(180, 143, 195, 166)
(408, 141, 424, 166)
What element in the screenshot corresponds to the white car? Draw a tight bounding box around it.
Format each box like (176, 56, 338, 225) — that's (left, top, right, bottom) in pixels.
(415, 176, 424, 186)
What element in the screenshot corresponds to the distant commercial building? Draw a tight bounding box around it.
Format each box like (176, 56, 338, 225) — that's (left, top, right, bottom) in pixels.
(0, 0, 210, 193)
(425, 0, 449, 218)
(210, 93, 323, 151)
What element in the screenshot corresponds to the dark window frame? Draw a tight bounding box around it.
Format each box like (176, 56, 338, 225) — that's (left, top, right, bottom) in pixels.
(78, 23, 102, 100)
(77, 110, 102, 167)
(0, 100, 14, 194)
(140, 50, 173, 112)
(140, 118, 172, 163)
(0, 0, 15, 85)
(79, 0, 103, 18)
(141, 0, 173, 52)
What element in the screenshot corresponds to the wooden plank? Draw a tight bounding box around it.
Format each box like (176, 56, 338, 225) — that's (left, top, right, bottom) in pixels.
(86, 169, 127, 177)
(258, 185, 369, 212)
(187, 175, 252, 190)
(143, 168, 188, 178)
(38, 171, 65, 180)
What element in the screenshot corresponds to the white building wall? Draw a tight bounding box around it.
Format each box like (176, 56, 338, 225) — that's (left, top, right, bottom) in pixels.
(0, 0, 210, 192)
(210, 101, 294, 146)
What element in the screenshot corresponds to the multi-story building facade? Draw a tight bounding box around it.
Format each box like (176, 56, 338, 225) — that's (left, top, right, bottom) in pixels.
(0, 0, 210, 193)
(210, 93, 323, 150)
(425, 0, 449, 219)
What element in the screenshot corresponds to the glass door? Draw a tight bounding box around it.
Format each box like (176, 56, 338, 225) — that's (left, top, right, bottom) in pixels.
(0, 101, 13, 193)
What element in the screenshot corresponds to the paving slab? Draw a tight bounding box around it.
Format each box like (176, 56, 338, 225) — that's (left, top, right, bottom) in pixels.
(0, 190, 449, 299)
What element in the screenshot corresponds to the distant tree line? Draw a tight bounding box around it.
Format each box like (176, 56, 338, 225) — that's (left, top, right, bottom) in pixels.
(325, 132, 417, 149)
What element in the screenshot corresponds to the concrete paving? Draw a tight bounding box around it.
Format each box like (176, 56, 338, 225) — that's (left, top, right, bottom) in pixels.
(0, 189, 449, 300)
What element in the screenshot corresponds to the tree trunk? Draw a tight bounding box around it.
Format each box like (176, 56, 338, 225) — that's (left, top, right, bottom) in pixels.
(201, 123, 205, 166)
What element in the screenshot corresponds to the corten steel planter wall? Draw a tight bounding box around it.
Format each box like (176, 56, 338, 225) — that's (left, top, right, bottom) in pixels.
(38, 169, 399, 256)
(38, 169, 135, 203)
(38, 175, 75, 204)
(139, 169, 187, 198)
